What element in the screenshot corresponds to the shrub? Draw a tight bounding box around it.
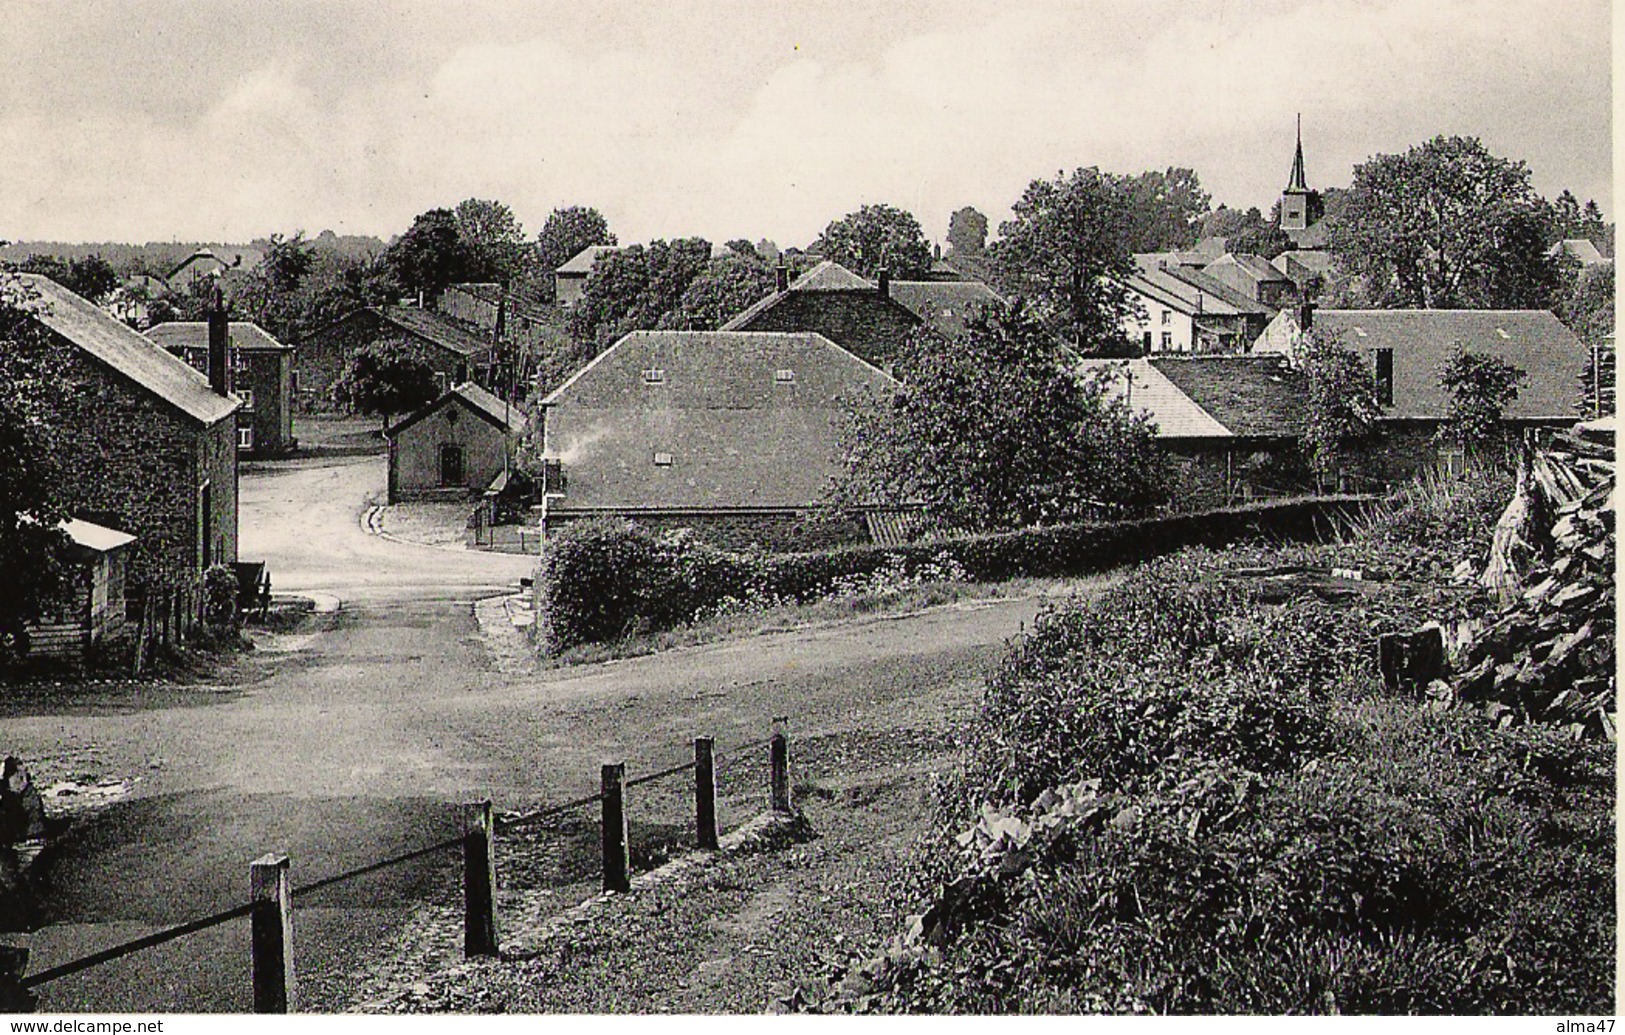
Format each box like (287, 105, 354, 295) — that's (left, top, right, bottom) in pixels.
(200, 564, 239, 634)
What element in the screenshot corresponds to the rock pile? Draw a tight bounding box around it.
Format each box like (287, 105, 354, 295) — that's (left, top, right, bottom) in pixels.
(1431, 427, 1616, 738)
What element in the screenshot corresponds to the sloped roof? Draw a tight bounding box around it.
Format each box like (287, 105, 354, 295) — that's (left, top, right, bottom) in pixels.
(1125, 268, 1248, 318)
(1150, 355, 1305, 438)
(1276, 250, 1335, 279)
(144, 321, 293, 352)
(1552, 239, 1608, 265)
(389, 381, 525, 438)
(719, 260, 920, 333)
(1207, 253, 1293, 284)
(886, 280, 1003, 338)
(1076, 358, 1231, 439)
(19, 274, 238, 425)
(1305, 309, 1586, 422)
(542, 330, 897, 510)
(165, 247, 264, 283)
(1133, 251, 1210, 274)
(1162, 266, 1272, 315)
(372, 305, 491, 357)
(62, 517, 136, 553)
(556, 245, 620, 276)
(442, 282, 552, 320)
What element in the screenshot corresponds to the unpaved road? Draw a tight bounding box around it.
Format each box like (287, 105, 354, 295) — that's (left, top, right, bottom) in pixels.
(0, 449, 1064, 1012)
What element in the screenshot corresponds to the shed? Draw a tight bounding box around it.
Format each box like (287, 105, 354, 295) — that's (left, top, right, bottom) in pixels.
(386, 382, 524, 502)
(23, 519, 137, 662)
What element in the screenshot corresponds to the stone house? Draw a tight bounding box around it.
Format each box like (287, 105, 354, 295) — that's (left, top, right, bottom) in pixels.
(554, 245, 621, 309)
(537, 329, 898, 550)
(721, 261, 924, 369)
(1256, 305, 1589, 487)
(295, 305, 494, 412)
(386, 382, 524, 503)
(886, 279, 1004, 338)
(145, 321, 296, 457)
(1079, 354, 1309, 509)
(1121, 264, 1272, 354)
(23, 519, 136, 663)
(17, 274, 240, 628)
(1200, 253, 1296, 309)
(436, 282, 557, 393)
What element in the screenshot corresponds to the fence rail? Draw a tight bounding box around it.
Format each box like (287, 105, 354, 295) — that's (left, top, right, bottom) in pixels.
(0, 722, 795, 1014)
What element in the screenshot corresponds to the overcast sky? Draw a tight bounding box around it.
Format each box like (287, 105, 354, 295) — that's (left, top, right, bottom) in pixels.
(0, 0, 1612, 247)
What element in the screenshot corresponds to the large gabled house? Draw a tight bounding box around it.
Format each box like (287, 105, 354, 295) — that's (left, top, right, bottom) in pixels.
(721, 261, 923, 369)
(15, 274, 240, 632)
(295, 305, 496, 412)
(1256, 305, 1589, 485)
(536, 329, 898, 550)
(145, 321, 296, 457)
(1121, 264, 1273, 354)
(386, 382, 525, 503)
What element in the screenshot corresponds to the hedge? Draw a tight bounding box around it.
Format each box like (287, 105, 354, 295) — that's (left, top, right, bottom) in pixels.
(533, 496, 1373, 654)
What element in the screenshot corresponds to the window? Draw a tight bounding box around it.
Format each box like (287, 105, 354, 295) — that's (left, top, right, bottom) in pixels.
(1160, 331, 1173, 350)
(290, 369, 299, 391)
(653, 452, 674, 466)
(1374, 348, 1394, 408)
(774, 369, 795, 384)
(642, 368, 665, 384)
(238, 388, 254, 411)
(232, 350, 249, 374)
(1160, 309, 1171, 326)
(439, 444, 465, 486)
(237, 427, 254, 451)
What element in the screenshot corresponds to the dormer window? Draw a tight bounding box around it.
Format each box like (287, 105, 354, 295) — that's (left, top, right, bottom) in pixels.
(642, 368, 665, 384)
(774, 369, 795, 384)
(653, 451, 674, 466)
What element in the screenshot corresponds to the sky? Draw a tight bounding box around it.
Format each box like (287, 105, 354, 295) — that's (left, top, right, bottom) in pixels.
(0, 0, 1612, 248)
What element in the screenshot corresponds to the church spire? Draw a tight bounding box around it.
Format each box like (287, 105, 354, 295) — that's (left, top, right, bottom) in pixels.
(1286, 113, 1308, 192)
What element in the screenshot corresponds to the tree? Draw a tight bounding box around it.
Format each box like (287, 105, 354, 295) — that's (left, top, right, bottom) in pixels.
(812, 204, 933, 279)
(1298, 329, 1380, 489)
(1228, 221, 1294, 261)
(453, 197, 534, 284)
(0, 274, 74, 658)
(658, 253, 775, 331)
(1117, 167, 1211, 253)
(1329, 136, 1560, 309)
(535, 206, 617, 301)
(947, 207, 988, 257)
(569, 238, 712, 348)
(13, 253, 120, 303)
(383, 208, 475, 302)
(989, 168, 1138, 354)
(331, 340, 441, 431)
(831, 300, 1167, 531)
(1437, 346, 1526, 452)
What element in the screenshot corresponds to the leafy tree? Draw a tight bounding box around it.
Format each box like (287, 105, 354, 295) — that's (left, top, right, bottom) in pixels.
(1298, 329, 1380, 489)
(724, 239, 760, 262)
(569, 238, 712, 348)
(832, 300, 1167, 531)
(989, 167, 1138, 354)
(1117, 167, 1211, 253)
(1559, 262, 1614, 346)
(383, 208, 474, 303)
(947, 207, 988, 257)
(1229, 221, 1294, 261)
(536, 206, 617, 301)
(0, 274, 74, 658)
(812, 204, 933, 279)
(260, 233, 314, 294)
(1329, 136, 1560, 309)
(1437, 346, 1526, 451)
(13, 253, 120, 302)
(453, 197, 534, 284)
(331, 340, 441, 431)
(658, 253, 775, 331)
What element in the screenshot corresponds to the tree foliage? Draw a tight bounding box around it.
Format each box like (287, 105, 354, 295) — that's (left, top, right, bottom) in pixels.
(832, 300, 1168, 531)
(989, 168, 1139, 355)
(947, 207, 988, 257)
(0, 274, 75, 657)
(812, 204, 933, 279)
(1116, 167, 1212, 253)
(1329, 136, 1561, 309)
(536, 206, 617, 301)
(569, 238, 712, 348)
(454, 197, 535, 285)
(1298, 329, 1380, 487)
(382, 208, 474, 302)
(1437, 346, 1526, 451)
(657, 253, 775, 331)
(14, 253, 120, 302)
(331, 339, 441, 428)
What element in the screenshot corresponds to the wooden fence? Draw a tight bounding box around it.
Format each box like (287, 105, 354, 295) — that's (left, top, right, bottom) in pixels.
(0, 720, 795, 1013)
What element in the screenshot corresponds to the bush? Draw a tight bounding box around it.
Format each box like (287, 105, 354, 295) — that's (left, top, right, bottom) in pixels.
(201, 564, 239, 634)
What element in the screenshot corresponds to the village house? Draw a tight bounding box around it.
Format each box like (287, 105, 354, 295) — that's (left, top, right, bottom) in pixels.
(15, 274, 240, 632)
(145, 321, 296, 457)
(885, 279, 1004, 338)
(720, 261, 924, 368)
(536, 329, 898, 549)
(554, 245, 621, 308)
(386, 382, 524, 503)
(163, 247, 264, 295)
(1200, 253, 1296, 308)
(1079, 354, 1309, 508)
(436, 281, 556, 392)
(1256, 305, 1589, 485)
(294, 304, 495, 412)
(1121, 264, 1272, 354)
(22, 518, 136, 663)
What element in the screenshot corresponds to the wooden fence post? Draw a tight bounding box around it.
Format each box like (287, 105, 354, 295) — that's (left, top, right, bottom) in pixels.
(601, 763, 630, 893)
(694, 737, 718, 850)
(0, 946, 35, 1013)
(462, 800, 498, 958)
(250, 853, 294, 1014)
(769, 718, 791, 814)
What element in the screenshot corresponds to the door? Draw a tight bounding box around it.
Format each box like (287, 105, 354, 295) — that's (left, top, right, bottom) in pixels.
(439, 444, 465, 487)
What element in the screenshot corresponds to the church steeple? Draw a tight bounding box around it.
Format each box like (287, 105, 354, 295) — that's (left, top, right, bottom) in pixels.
(1280, 114, 1311, 232)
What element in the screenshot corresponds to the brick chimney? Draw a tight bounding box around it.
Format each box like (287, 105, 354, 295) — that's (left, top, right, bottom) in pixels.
(207, 284, 231, 397)
(877, 267, 890, 297)
(1298, 300, 1315, 331)
(775, 265, 790, 292)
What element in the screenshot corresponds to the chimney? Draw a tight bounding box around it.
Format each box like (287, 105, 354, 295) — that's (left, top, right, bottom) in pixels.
(1195, 291, 1203, 315)
(877, 267, 890, 297)
(207, 285, 231, 397)
(775, 264, 790, 292)
(933, 243, 942, 261)
(1298, 301, 1315, 331)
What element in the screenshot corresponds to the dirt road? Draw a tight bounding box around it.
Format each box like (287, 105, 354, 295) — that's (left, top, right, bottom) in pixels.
(0, 450, 1059, 1011)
